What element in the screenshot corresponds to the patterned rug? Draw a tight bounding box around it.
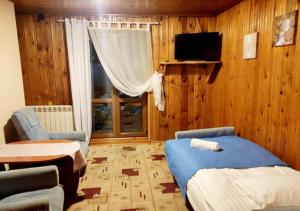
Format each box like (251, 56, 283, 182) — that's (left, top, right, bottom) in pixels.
(68, 143, 188, 211)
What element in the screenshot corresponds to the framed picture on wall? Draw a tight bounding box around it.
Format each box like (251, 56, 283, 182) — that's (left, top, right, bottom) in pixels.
(243, 32, 258, 60)
(273, 10, 298, 47)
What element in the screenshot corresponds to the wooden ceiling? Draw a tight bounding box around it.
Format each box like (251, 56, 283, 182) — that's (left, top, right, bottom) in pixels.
(11, 0, 243, 16)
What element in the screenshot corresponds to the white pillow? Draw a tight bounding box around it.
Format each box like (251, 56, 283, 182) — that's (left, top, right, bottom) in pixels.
(234, 174, 300, 209)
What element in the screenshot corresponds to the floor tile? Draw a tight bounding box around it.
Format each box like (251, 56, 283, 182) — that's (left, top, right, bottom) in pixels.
(132, 201, 155, 211)
(154, 198, 179, 211)
(111, 180, 130, 191)
(107, 201, 131, 211)
(131, 188, 153, 202)
(175, 197, 189, 211)
(131, 179, 151, 190)
(109, 191, 131, 203)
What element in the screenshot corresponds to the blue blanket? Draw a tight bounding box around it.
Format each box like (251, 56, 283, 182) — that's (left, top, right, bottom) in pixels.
(165, 136, 287, 197)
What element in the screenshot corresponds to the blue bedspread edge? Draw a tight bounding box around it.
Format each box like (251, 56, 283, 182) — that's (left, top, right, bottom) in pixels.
(165, 136, 288, 198)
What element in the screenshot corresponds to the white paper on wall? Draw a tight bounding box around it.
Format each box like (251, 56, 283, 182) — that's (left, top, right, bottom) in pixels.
(243, 32, 258, 60)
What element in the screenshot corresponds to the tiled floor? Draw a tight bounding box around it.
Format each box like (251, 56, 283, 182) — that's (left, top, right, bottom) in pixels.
(68, 143, 188, 211)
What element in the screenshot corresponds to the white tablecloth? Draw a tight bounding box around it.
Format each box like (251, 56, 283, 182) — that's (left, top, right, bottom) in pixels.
(0, 142, 87, 171)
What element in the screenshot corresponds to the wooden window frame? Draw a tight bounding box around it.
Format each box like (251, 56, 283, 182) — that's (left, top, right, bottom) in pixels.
(91, 88, 148, 139)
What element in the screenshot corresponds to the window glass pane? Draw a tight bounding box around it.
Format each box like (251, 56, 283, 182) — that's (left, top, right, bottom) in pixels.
(90, 42, 112, 99)
(120, 103, 143, 133)
(118, 90, 141, 99)
(92, 104, 113, 133)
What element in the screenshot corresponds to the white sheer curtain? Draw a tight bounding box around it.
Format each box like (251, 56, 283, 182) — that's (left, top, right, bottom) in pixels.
(65, 18, 92, 141)
(88, 27, 165, 111)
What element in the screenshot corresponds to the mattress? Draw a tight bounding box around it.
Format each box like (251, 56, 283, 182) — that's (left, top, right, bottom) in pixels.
(187, 166, 298, 211)
(165, 136, 287, 197)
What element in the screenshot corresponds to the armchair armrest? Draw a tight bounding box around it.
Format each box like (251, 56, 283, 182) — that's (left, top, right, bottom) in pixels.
(48, 131, 86, 142)
(0, 198, 49, 211)
(0, 166, 59, 199)
(175, 126, 235, 139)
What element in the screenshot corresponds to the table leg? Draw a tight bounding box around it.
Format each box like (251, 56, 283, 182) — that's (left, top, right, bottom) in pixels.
(56, 156, 80, 197)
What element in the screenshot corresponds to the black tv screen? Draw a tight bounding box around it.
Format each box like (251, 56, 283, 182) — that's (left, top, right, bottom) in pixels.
(175, 32, 221, 61)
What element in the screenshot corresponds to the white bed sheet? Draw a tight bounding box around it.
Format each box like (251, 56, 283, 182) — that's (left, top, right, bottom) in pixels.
(187, 166, 298, 211)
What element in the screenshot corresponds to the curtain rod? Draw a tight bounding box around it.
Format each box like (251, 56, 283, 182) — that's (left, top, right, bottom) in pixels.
(57, 19, 160, 25)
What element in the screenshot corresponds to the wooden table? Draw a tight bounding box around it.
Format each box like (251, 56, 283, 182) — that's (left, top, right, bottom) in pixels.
(0, 140, 70, 164)
(0, 140, 80, 197)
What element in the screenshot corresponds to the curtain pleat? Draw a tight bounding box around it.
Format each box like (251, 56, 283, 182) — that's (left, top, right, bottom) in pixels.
(65, 18, 92, 141)
(88, 27, 165, 111)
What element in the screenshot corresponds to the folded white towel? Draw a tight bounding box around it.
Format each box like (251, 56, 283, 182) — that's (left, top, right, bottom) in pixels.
(191, 138, 220, 151)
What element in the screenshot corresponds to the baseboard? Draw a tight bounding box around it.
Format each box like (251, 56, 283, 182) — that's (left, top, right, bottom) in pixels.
(90, 137, 150, 145)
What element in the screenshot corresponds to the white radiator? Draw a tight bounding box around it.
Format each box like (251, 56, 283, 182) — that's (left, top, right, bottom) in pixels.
(27, 105, 75, 132)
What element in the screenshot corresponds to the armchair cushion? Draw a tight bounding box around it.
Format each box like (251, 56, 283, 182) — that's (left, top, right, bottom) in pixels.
(0, 166, 58, 199)
(11, 108, 49, 140)
(175, 126, 236, 139)
(48, 131, 86, 142)
(0, 186, 64, 211)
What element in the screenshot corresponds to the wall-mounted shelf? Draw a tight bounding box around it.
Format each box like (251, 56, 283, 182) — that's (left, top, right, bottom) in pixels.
(160, 60, 221, 65)
(159, 60, 222, 83)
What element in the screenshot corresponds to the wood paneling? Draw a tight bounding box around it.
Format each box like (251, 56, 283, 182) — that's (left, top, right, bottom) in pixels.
(16, 0, 300, 170)
(12, 0, 243, 16)
(16, 15, 214, 132)
(16, 15, 71, 105)
(149, 17, 216, 142)
(206, 0, 300, 169)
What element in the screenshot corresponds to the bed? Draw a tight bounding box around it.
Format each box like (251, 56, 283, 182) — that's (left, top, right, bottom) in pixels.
(165, 127, 300, 211)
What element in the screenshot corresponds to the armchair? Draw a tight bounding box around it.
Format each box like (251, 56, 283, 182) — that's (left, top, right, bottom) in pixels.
(0, 166, 64, 211)
(11, 107, 88, 156)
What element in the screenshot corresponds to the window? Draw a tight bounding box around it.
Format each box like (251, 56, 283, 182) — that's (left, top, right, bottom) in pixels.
(90, 43, 147, 138)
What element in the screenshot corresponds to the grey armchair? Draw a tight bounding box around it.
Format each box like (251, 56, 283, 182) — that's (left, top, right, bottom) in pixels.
(11, 107, 89, 156)
(0, 166, 64, 211)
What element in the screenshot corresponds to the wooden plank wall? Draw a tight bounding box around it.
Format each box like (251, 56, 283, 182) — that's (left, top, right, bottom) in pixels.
(16, 15, 216, 140)
(207, 0, 300, 169)
(151, 17, 216, 142)
(16, 0, 300, 170)
(16, 15, 71, 105)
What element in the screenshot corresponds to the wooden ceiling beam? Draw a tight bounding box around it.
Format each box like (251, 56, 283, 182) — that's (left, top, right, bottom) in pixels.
(11, 0, 244, 16)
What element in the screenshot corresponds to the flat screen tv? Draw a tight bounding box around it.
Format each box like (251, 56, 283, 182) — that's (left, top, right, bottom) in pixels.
(175, 32, 221, 61)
